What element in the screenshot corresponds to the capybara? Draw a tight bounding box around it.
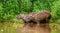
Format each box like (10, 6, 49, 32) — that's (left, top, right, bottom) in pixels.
(16, 10, 51, 33)
(16, 10, 51, 24)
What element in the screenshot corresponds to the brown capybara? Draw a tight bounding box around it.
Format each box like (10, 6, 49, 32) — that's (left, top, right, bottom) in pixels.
(16, 10, 51, 23)
(16, 10, 51, 33)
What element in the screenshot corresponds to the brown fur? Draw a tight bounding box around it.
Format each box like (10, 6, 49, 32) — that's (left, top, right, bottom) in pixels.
(16, 10, 51, 33)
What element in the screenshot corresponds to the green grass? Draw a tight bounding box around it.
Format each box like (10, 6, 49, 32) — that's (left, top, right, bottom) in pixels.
(50, 23, 60, 33)
(0, 20, 60, 33)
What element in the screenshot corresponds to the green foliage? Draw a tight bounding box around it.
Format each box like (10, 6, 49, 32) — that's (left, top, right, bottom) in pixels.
(0, 3, 4, 20)
(20, 0, 32, 13)
(51, 0, 60, 22)
(1, 0, 19, 21)
(0, 0, 32, 21)
(33, 0, 51, 12)
(0, 0, 60, 22)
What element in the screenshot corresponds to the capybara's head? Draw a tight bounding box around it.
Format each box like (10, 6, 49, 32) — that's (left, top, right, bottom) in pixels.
(16, 14, 26, 19)
(16, 14, 30, 21)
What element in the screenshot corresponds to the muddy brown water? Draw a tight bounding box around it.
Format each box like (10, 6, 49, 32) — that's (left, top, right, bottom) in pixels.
(16, 23, 51, 33)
